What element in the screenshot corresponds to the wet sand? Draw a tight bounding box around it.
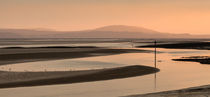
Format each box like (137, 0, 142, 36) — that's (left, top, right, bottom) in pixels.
(0, 46, 159, 88)
(126, 85, 210, 97)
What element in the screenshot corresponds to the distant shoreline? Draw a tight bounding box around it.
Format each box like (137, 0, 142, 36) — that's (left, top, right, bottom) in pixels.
(138, 42, 210, 50)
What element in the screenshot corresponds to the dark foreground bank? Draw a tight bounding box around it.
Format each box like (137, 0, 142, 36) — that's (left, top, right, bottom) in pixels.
(126, 85, 210, 97)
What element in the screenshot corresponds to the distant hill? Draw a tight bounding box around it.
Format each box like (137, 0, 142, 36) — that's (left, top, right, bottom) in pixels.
(94, 25, 158, 33)
(0, 25, 209, 39)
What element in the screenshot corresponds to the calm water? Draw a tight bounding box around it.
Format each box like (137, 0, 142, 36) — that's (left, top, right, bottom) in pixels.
(0, 60, 127, 72)
(1, 41, 210, 97)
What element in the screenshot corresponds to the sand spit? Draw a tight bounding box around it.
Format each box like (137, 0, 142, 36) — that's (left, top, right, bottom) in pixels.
(0, 65, 159, 89)
(173, 56, 210, 65)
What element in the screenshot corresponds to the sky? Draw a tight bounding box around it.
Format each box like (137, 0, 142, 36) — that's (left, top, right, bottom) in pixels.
(1, 0, 210, 34)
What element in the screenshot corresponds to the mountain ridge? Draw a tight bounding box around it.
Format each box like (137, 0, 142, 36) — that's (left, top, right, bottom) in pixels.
(0, 25, 209, 39)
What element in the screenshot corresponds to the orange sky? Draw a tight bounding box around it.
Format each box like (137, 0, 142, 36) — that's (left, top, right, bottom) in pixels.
(1, 0, 210, 34)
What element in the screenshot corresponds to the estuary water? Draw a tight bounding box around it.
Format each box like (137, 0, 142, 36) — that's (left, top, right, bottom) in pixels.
(1, 39, 210, 97)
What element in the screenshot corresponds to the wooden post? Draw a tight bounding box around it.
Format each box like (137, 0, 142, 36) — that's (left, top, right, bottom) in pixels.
(154, 40, 157, 90)
(154, 40, 157, 68)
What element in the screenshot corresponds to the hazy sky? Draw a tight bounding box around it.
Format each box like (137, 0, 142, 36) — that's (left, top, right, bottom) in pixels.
(1, 0, 210, 34)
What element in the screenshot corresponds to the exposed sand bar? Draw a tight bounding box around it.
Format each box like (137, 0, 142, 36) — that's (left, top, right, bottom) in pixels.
(173, 56, 210, 65)
(0, 65, 159, 89)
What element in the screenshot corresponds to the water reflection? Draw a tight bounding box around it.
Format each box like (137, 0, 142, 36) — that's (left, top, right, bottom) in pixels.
(154, 73, 157, 91)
